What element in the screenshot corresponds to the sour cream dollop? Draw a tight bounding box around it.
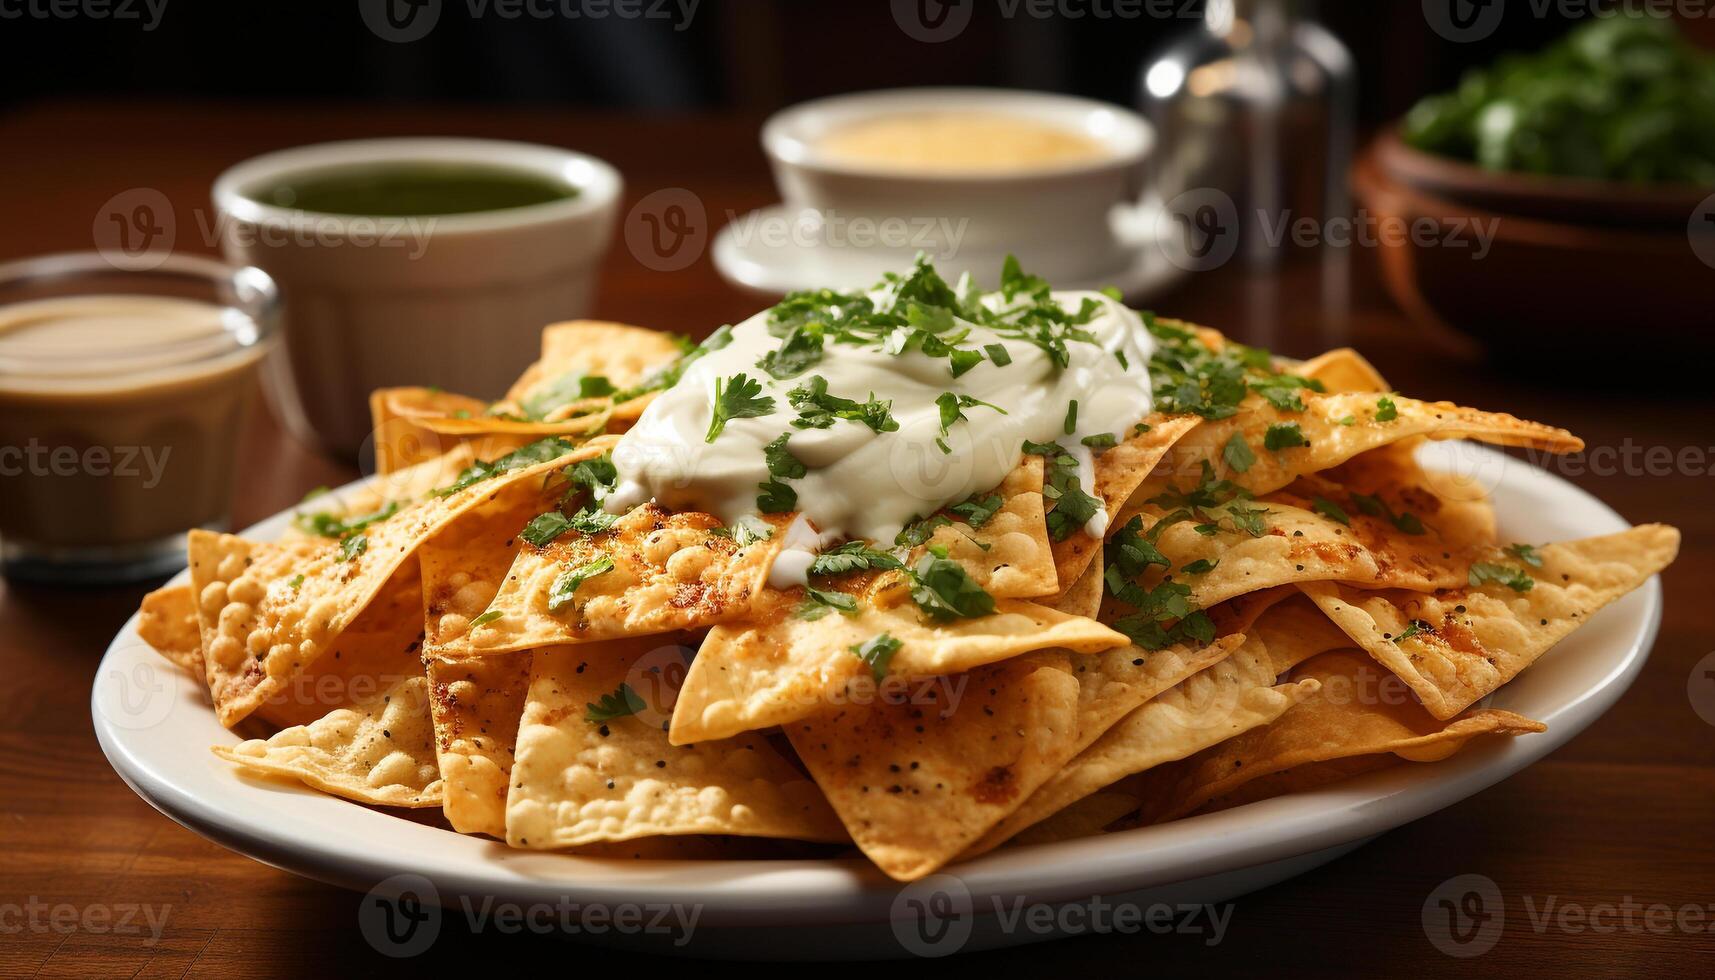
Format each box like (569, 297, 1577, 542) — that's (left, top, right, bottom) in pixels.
(604, 284, 1155, 584)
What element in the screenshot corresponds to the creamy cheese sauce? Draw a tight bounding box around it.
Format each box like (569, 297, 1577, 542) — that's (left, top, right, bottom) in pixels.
(605, 287, 1155, 585)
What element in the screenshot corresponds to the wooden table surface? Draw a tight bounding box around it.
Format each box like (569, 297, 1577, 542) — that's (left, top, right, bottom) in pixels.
(1, 102, 1709, 977)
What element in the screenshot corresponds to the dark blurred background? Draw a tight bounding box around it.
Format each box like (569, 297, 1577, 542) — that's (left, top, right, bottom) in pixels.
(2, 0, 1696, 124)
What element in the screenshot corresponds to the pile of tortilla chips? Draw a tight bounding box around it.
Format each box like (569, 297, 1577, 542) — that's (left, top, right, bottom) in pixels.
(136, 316, 1679, 882)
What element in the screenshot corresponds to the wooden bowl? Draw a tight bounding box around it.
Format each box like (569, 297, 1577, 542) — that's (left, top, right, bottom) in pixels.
(1354, 132, 1715, 367)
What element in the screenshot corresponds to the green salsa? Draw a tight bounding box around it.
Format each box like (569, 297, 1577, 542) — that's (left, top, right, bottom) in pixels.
(251, 162, 577, 216)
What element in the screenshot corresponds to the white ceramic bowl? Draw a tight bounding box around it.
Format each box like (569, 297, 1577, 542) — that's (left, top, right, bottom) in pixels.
(213, 138, 623, 458)
(91, 443, 1663, 959)
(761, 88, 1153, 285)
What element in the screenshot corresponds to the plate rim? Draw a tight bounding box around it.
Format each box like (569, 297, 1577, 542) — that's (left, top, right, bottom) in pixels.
(91, 443, 1664, 926)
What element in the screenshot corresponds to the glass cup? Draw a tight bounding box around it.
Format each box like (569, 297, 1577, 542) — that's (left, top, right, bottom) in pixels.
(0, 253, 278, 584)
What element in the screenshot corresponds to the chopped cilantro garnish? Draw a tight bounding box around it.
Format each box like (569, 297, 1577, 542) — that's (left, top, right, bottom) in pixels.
(763, 432, 808, 481)
(294, 501, 399, 540)
(1080, 432, 1117, 452)
(1393, 619, 1430, 644)
(518, 371, 615, 420)
(433, 438, 579, 497)
(1063, 400, 1078, 435)
(522, 507, 617, 547)
(730, 514, 773, 547)
(1351, 493, 1425, 535)
(468, 609, 503, 630)
(896, 514, 953, 548)
(1181, 558, 1219, 575)
(984, 343, 1012, 366)
(756, 321, 825, 380)
(1336, 415, 1356, 426)
(1222, 432, 1256, 473)
(706, 373, 774, 443)
(1469, 561, 1534, 593)
(808, 541, 905, 577)
(1145, 461, 1268, 539)
(1375, 396, 1399, 422)
(286, 573, 305, 591)
(1264, 423, 1308, 451)
(1107, 515, 1171, 579)
(564, 452, 618, 500)
(1311, 497, 1351, 525)
(787, 376, 898, 433)
(795, 585, 860, 620)
(585, 683, 645, 723)
(933, 392, 1005, 452)
(851, 633, 902, 682)
(908, 547, 996, 621)
(337, 534, 368, 562)
(756, 479, 797, 513)
(949, 493, 1004, 527)
(1025, 439, 1104, 541)
(1504, 542, 1544, 567)
(547, 555, 615, 611)
(1249, 373, 1325, 412)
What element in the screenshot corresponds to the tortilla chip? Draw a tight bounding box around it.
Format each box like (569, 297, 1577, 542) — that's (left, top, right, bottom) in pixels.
(1105, 489, 1476, 618)
(1315, 440, 1498, 546)
(213, 672, 442, 807)
(913, 455, 1057, 599)
(502, 320, 685, 424)
(969, 633, 1318, 851)
(504, 639, 845, 849)
(1244, 592, 1359, 675)
(1299, 524, 1679, 719)
(425, 654, 530, 837)
(1049, 416, 1202, 590)
(190, 440, 602, 726)
(1008, 790, 1142, 846)
(1132, 392, 1583, 508)
(669, 588, 1127, 745)
(446, 503, 789, 657)
(1295, 348, 1390, 394)
(1064, 635, 1244, 761)
(1047, 548, 1104, 619)
(416, 487, 547, 836)
(1130, 650, 1545, 823)
(137, 583, 202, 676)
(787, 650, 1082, 881)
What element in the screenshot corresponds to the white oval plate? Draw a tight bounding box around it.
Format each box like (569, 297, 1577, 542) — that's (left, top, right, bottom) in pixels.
(93, 443, 1662, 959)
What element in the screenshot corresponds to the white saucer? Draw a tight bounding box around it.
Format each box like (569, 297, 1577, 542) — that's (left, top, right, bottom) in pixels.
(712, 203, 1189, 300)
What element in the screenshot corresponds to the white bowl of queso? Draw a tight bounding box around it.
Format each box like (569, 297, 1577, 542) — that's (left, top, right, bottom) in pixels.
(762, 88, 1153, 285)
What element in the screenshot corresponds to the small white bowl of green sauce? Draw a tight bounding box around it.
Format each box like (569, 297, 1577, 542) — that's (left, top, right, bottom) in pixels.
(213, 138, 622, 458)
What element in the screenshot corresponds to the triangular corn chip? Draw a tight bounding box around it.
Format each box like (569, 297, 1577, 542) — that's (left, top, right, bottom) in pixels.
(1299, 524, 1679, 719)
(189, 440, 602, 726)
(1049, 416, 1202, 590)
(502, 320, 686, 425)
(417, 487, 546, 836)
(1130, 650, 1546, 823)
(787, 650, 1082, 881)
(445, 503, 789, 657)
(1129, 392, 1582, 511)
(1243, 592, 1359, 675)
(1295, 347, 1389, 394)
(970, 633, 1318, 851)
(213, 672, 442, 807)
(425, 654, 530, 837)
(669, 588, 1126, 745)
(505, 639, 845, 849)
(137, 583, 202, 676)
(1320, 440, 1497, 545)
(910, 455, 1057, 599)
(1047, 548, 1104, 619)
(1008, 790, 1142, 846)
